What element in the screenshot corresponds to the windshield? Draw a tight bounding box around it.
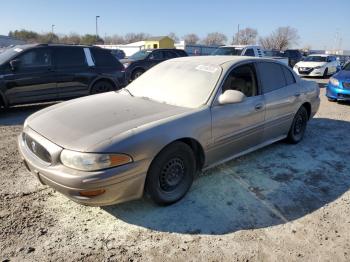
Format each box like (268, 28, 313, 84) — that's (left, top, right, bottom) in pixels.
(212, 47, 243, 56)
(0, 46, 23, 65)
(129, 50, 151, 60)
(126, 60, 222, 108)
(303, 56, 327, 62)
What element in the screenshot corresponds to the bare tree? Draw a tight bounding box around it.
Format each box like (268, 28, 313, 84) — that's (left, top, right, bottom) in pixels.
(124, 33, 150, 44)
(202, 32, 227, 46)
(168, 32, 179, 42)
(104, 34, 125, 45)
(233, 27, 258, 45)
(183, 33, 199, 45)
(259, 26, 299, 50)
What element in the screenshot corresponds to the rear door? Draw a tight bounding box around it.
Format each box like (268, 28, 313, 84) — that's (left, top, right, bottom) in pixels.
(256, 61, 300, 141)
(53, 46, 91, 99)
(209, 62, 266, 164)
(3, 47, 57, 105)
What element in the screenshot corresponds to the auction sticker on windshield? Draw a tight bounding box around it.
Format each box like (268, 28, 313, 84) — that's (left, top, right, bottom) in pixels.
(195, 65, 219, 73)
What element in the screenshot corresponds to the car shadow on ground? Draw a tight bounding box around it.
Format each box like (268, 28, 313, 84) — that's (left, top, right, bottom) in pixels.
(0, 103, 56, 126)
(103, 118, 350, 235)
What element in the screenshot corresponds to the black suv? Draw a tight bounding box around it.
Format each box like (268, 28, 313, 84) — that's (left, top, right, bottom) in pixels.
(281, 49, 303, 68)
(120, 48, 188, 81)
(0, 44, 126, 108)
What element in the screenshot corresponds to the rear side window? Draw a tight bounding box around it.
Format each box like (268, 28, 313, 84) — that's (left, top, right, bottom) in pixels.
(90, 48, 123, 70)
(164, 51, 177, 59)
(55, 47, 86, 67)
(282, 67, 296, 85)
(257, 62, 286, 93)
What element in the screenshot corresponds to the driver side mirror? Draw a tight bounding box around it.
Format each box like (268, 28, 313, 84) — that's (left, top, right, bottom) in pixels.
(9, 59, 20, 71)
(218, 90, 246, 105)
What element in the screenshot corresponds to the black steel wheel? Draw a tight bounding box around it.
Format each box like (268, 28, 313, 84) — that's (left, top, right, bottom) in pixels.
(145, 141, 196, 205)
(287, 106, 308, 144)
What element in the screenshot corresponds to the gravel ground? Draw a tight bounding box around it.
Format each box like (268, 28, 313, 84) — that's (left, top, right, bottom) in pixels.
(1, 78, 350, 262)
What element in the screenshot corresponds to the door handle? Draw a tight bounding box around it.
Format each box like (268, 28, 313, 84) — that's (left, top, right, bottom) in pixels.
(255, 103, 263, 110)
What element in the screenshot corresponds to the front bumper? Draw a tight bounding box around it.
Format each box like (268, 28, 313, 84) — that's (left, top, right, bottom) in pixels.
(17, 128, 148, 206)
(326, 83, 350, 101)
(293, 67, 326, 77)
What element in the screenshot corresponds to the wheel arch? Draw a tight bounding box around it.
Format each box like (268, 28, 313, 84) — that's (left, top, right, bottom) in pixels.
(88, 77, 120, 93)
(301, 102, 311, 119)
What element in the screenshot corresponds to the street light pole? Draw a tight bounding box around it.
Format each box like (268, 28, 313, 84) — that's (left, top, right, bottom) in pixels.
(51, 24, 55, 42)
(95, 16, 100, 42)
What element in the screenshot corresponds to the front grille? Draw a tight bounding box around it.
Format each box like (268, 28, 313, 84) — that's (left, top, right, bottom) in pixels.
(24, 133, 52, 163)
(342, 82, 350, 89)
(298, 67, 313, 74)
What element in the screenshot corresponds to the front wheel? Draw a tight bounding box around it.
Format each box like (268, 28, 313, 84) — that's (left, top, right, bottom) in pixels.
(145, 142, 196, 205)
(323, 68, 329, 78)
(286, 106, 308, 144)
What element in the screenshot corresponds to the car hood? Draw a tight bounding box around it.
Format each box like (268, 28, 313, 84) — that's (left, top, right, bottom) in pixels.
(27, 92, 191, 152)
(333, 69, 350, 81)
(296, 61, 327, 68)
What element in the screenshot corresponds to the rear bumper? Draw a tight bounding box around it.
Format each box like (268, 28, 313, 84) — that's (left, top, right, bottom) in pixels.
(17, 130, 148, 206)
(326, 84, 350, 101)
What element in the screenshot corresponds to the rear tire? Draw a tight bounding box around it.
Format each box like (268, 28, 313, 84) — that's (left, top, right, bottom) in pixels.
(145, 142, 196, 205)
(90, 80, 115, 94)
(131, 69, 144, 80)
(287, 106, 308, 144)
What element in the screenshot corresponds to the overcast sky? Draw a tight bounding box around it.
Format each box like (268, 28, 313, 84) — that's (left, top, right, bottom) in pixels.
(1, 0, 349, 49)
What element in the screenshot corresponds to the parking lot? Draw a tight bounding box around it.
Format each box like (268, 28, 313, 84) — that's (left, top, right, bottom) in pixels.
(0, 77, 349, 261)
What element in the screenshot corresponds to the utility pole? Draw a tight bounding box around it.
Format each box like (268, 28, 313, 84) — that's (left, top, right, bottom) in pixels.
(237, 24, 240, 45)
(95, 16, 100, 42)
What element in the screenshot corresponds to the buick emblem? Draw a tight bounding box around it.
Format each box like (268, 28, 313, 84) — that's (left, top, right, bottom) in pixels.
(31, 141, 37, 154)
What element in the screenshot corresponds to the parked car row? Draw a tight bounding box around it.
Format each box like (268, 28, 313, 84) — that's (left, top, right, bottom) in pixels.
(293, 54, 339, 77)
(18, 56, 320, 206)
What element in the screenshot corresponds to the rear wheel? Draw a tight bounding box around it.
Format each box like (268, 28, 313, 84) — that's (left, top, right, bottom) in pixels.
(145, 142, 196, 205)
(287, 106, 308, 144)
(131, 69, 144, 80)
(90, 80, 115, 94)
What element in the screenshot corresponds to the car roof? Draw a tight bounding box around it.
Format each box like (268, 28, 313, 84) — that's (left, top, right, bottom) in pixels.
(309, 54, 330, 57)
(170, 55, 281, 69)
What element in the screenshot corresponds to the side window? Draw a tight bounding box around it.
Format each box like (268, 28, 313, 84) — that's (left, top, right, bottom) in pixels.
(17, 48, 52, 69)
(244, 48, 255, 57)
(257, 62, 286, 93)
(282, 66, 296, 85)
(90, 48, 123, 70)
(149, 51, 164, 60)
(165, 51, 177, 59)
(55, 47, 87, 68)
(222, 63, 258, 97)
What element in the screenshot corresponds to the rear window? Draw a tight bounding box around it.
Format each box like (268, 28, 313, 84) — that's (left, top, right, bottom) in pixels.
(257, 62, 286, 93)
(90, 48, 124, 70)
(55, 47, 86, 67)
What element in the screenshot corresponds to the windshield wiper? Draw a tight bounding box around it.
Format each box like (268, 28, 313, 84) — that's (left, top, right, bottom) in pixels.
(123, 88, 134, 97)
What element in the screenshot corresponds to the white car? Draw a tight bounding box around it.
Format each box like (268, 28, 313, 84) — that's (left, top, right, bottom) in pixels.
(293, 54, 339, 77)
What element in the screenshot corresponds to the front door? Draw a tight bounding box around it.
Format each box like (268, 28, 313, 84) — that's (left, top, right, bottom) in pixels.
(208, 63, 265, 165)
(3, 47, 57, 105)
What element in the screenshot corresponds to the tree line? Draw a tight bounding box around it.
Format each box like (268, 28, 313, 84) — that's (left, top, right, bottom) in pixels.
(8, 26, 301, 50)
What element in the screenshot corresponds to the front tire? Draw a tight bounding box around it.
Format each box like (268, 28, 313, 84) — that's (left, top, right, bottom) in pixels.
(131, 69, 144, 80)
(328, 97, 337, 102)
(323, 68, 329, 78)
(287, 106, 308, 144)
(145, 142, 196, 205)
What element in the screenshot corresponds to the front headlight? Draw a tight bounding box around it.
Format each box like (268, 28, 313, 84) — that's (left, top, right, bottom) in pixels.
(60, 150, 133, 171)
(123, 62, 130, 68)
(329, 77, 340, 87)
